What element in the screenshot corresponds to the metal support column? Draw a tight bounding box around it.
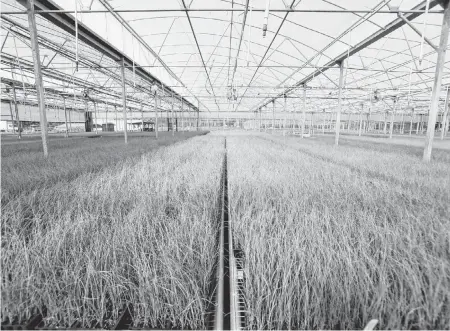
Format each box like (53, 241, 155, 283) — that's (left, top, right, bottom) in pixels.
(11, 84, 21, 139)
(105, 105, 108, 131)
(322, 112, 325, 134)
(141, 103, 144, 132)
(264, 111, 267, 132)
(389, 100, 397, 139)
(347, 113, 352, 133)
(197, 101, 199, 131)
(69, 105, 72, 133)
(301, 86, 306, 138)
(94, 102, 98, 134)
(421, 113, 426, 134)
(416, 114, 420, 134)
(120, 57, 128, 144)
(400, 112, 405, 134)
(167, 114, 170, 132)
(115, 105, 118, 131)
(272, 100, 275, 134)
(410, 111, 414, 135)
(181, 97, 184, 133)
(359, 104, 363, 137)
(442, 87, 450, 139)
(63, 98, 69, 138)
(335, 61, 344, 145)
(155, 93, 159, 139)
(130, 107, 133, 132)
(26, 0, 48, 155)
(171, 92, 175, 136)
(8, 101, 16, 136)
(284, 95, 287, 134)
(259, 109, 262, 132)
(424, 1, 450, 161)
(84, 100, 90, 132)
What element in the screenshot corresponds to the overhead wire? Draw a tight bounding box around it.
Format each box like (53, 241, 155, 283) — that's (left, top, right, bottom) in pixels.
(418, 0, 431, 68)
(74, 0, 79, 71)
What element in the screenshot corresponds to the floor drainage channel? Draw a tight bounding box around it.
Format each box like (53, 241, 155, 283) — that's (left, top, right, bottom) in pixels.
(213, 137, 247, 331)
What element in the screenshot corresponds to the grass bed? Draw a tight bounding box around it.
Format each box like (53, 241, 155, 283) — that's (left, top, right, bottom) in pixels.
(1, 135, 223, 329)
(265, 134, 450, 193)
(1, 132, 206, 202)
(227, 135, 450, 329)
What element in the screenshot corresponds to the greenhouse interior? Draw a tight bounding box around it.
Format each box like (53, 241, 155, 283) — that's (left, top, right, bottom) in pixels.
(1, 0, 450, 330)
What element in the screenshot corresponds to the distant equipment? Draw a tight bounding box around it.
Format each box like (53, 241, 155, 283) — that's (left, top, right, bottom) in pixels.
(372, 89, 382, 103)
(262, 0, 271, 37)
(386, 4, 399, 11)
(82, 88, 92, 100)
(151, 84, 158, 95)
(102, 123, 115, 132)
(227, 85, 238, 102)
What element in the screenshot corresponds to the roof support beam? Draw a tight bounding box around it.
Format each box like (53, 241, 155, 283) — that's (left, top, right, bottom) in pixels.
(441, 86, 450, 139)
(236, 0, 296, 109)
(11, 84, 22, 139)
(230, 0, 250, 86)
(335, 61, 344, 145)
(1, 53, 149, 108)
(120, 57, 128, 144)
(1, 30, 10, 52)
(257, 0, 440, 111)
(256, 0, 391, 109)
(16, 0, 198, 111)
(2, 8, 446, 14)
(397, 13, 438, 51)
(181, 0, 220, 111)
(97, 0, 200, 107)
(44, 38, 68, 68)
(227, 0, 234, 89)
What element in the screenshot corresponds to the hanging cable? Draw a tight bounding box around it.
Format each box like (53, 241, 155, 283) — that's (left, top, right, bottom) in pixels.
(246, 2, 252, 66)
(105, 12, 108, 42)
(343, 27, 352, 88)
(72, 61, 77, 120)
(74, 0, 79, 71)
(407, 64, 413, 106)
(132, 36, 136, 87)
(122, 24, 125, 53)
(418, 0, 431, 69)
(12, 36, 27, 103)
(262, 0, 271, 37)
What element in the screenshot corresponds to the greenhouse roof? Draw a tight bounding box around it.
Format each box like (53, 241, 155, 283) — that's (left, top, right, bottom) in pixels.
(1, 0, 449, 115)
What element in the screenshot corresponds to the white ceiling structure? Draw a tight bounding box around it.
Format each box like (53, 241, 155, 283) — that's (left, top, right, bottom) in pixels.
(1, 0, 449, 116)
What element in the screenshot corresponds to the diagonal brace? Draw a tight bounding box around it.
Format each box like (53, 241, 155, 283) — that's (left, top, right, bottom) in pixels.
(397, 12, 438, 51)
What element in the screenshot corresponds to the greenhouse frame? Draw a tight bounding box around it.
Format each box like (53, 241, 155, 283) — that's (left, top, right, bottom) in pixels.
(1, 0, 450, 330)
